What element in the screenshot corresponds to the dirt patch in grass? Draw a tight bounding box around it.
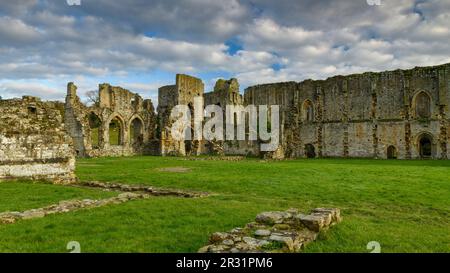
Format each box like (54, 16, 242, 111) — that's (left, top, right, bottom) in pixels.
(157, 167, 191, 173)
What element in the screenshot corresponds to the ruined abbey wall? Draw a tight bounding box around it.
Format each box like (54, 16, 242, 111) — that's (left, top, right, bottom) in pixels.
(244, 63, 450, 159)
(65, 83, 157, 158)
(2, 63, 448, 172)
(158, 74, 205, 156)
(155, 63, 450, 159)
(0, 97, 76, 183)
(203, 78, 256, 156)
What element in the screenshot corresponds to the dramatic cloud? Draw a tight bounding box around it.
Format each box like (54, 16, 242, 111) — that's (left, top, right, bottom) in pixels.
(0, 0, 449, 100)
(0, 81, 61, 100)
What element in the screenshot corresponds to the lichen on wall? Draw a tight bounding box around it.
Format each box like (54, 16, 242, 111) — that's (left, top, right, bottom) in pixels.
(0, 96, 76, 183)
(64, 82, 157, 158)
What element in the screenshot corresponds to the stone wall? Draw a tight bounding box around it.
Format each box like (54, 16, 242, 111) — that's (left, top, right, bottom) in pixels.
(204, 78, 243, 107)
(3, 62, 446, 170)
(243, 63, 450, 159)
(158, 76, 260, 156)
(65, 82, 157, 157)
(203, 78, 250, 155)
(155, 63, 450, 159)
(0, 96, 76, 183)
(199, 208, 342, 253)
(158, 74, 205, 156)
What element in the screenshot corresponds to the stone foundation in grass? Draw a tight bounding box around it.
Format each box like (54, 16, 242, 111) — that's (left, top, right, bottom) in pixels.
(0, 192, 149, 225)
(198, 208, 342, 253)
(0, 182, 209, 225)
(78, 181, 209, 198)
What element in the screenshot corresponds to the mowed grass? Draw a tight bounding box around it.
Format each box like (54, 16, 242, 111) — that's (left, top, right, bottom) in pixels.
(0, 157, 449, 253)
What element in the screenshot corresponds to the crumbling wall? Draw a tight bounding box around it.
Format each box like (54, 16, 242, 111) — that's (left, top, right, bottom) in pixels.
(158, 74, 204, 156)
(0, 96, 76, 183)
(65, 82, 157, 157)
(62, 62, 450, 160)
(243, 63, 450, 159)
(0, 62, 446, 167)
(204, 78, 243, 107)
(203, 78, 251, 155)
(244, 82, 296, 158)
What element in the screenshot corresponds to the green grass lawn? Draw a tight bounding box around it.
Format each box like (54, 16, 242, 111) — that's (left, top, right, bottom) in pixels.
(0, 157, 449, 253)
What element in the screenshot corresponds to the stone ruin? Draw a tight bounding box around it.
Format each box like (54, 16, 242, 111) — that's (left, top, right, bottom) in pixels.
(65, 82, 158, 157)
(243, 63, 450, 160)
(198, 208, 342, 253)
(158, 63, 450, 159)
(0, 181, 208, 225)
(0, 96, 76, 183)
(1, 62, 450, 182)
(158, 74, 205, 156)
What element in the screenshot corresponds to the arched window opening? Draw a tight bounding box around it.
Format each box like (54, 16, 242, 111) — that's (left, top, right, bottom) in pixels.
(305, 144, 316, 158)
(415, 92, 431, 119)
(303, 100, 314, 122)
(419, 134, 432, 158)
(88, 112, 101, 149)
(109, 117, 123, 146)
(184, 103, 194, 155)
(387, 145, 397, 159)
(130, 118, 144, 145)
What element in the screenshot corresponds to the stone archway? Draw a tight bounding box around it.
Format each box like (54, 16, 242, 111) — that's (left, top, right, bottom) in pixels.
(413, 91, 431, 119)
(305, 144, 316, 158)
(109, 116, 124, 146)
(130, 117, 144, 145)
(302, 100, 314, 122)
(387, 145, 397, 159)
(88, 112, 101, 149)
(419, 134, 432, 158)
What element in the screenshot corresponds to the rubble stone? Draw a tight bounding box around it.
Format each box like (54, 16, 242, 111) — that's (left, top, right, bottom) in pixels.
(0, 96, 76, 183)
(199, 208, 342, 253)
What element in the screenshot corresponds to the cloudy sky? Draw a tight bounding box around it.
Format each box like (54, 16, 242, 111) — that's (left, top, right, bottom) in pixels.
(1, 0, 450, 103)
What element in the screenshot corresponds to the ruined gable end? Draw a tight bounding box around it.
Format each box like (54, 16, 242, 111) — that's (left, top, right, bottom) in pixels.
(64, 82, 158, 158)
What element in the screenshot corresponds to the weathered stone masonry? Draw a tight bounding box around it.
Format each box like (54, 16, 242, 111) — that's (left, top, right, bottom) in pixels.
(61, 63, 450, 160)
(158, 63, 450, 159)
(2, 62, 449, 181)
(65, 82, 158, 157)
(158, 74, 205, 156)
(0, 96, 76, 183)
(244, 63, 450, 159)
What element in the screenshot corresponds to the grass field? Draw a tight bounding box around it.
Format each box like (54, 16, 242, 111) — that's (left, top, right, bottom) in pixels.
(0, 157, 449, 253)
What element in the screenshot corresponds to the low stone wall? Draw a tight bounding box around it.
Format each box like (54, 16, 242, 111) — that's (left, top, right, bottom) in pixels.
(199, 208, 341, 253)
(0, 181, 209, 225)
(78, 181, 209, 198)
(0, 192, 148, 224)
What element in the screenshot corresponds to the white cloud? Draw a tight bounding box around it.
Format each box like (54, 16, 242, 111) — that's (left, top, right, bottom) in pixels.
(0, 81, 61, 99)
(0, 16, 42, 46)
(0, 0, 450, 101)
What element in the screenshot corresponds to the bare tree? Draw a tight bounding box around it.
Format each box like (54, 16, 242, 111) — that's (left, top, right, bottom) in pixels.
(85, 90, 99, 106)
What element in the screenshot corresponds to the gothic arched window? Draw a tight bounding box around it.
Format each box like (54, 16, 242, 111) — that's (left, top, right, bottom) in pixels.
(303, 100, 314, 122)
(415, 92, 431, 119)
